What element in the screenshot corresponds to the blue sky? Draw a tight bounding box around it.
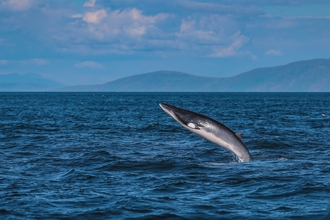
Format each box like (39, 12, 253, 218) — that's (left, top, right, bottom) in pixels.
(0, 0, 329, 85)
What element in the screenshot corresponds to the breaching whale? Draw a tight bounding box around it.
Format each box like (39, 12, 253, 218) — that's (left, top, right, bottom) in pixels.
(159, 103, 252, 162)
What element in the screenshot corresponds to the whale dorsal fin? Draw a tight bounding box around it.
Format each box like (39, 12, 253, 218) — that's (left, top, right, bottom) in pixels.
(235, 133, 243, 139)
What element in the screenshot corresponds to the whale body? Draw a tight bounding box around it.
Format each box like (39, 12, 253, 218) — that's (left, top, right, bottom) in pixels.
(159, 103, 252, 162)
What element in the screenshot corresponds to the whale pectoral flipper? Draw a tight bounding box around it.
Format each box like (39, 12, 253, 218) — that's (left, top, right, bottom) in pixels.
(159, 103, 252, 162)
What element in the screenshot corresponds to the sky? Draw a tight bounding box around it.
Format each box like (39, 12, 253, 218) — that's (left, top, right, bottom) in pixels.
(0, 0, 329, 85)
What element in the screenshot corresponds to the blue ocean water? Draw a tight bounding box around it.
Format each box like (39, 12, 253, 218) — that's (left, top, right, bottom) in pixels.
(0, 92, 329, 219)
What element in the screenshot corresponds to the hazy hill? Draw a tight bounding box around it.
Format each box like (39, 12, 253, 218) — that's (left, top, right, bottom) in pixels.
(61, 59, 330, 92)
(2, 59, 329, 92)
(0, 73, 63, 91)
(62, 71, 224, 92)
(220, 59, 330, 92)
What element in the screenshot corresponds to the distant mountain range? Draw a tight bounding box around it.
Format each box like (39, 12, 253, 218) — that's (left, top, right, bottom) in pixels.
(60, 59, 330, 92)
(1, 59, 329, 92)
(0, 73, 63, 91)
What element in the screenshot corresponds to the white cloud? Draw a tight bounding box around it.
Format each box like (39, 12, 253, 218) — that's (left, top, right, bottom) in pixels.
(83, 0, 96, 7)
(67, 12, 251, 57)
(174, 15, 253, 58)
(265, 49, 282, 56)
(180, 2, 263, 16)
(1, 1, 251, 58)
(0, 1, 256, 59)
(176, 16, 233, 45)
(83, 9, 107, 24)
(2, 0, 34, 11)
(80, 8, 168, 39)
(180, 20, 195, 32)
(209, 32, 250, 58)
(72, 14, 83, 18)
(31, 59, 49, 65)
(21, 59, 49, 65)
(75, 61, 104, 68)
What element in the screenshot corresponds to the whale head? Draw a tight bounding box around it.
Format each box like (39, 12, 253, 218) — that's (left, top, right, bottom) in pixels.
(159, 103, 206, 130)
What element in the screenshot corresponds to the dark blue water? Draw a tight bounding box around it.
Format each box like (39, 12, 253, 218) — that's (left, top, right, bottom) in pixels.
(0, 92, 329, 219)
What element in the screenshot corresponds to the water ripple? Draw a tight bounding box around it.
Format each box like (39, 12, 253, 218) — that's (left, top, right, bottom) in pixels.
(0, 92, 329, 219)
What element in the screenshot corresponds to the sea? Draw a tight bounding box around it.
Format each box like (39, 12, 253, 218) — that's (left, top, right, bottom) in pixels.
(0, 92, 329, 219)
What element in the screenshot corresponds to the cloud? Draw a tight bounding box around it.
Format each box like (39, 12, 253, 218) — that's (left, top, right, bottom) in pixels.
(72, 14, 83, 18)
(81, 8, 168, 37)
(0, 1, 254, 58)
(83, 0, 96, 7)
(179, 19, 195, 32)
(99, 8, 167, 37)
(1, 0, 34, 11)
(0, 59, 49, 65)
(179, 1, 263, 16)
(209, 32, 250, 58)
(69, 9, 252, 58)
(83, 9, 107, 24)
(75, 61, 104, 68)
(3, 0, 327, 62)
(265, 49, 282, 56)
(31, 59, 49, 65)
(174, 15, 253, 58)
(204, 0, 329, 6)
(176, 15, 234, 45)
(19, 59, 49, 65)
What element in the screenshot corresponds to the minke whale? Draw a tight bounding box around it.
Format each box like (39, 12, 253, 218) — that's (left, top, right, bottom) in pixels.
(159, 103, 252, 162)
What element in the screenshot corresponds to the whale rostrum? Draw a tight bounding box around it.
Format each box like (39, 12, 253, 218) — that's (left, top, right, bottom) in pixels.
(159, 103, 252, 162)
